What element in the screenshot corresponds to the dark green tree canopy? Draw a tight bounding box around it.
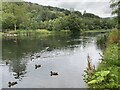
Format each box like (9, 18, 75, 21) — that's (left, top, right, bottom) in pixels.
(2, 1, 116, 32)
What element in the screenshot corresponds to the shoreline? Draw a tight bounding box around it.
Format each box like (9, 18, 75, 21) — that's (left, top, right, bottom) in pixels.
(1, 29, 111, 37)
(84, 29, 119, 88)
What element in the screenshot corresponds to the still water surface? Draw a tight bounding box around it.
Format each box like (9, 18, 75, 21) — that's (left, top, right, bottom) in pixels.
(1, 33, 103, 88)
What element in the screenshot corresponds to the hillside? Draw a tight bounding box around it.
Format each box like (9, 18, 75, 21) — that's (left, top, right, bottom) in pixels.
(2, 1, 115, 32)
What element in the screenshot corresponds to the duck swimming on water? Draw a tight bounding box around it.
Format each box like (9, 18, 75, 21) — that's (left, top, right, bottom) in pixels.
(50, 71, 58, 76)
(35, 65, 41, 69)
(8, 81, 18, 87)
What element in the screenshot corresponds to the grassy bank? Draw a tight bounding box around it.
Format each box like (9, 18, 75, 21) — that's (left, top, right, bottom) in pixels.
(2, 29, 110, 37)
(4, 29, 51, 36)
(2, 29, 70, 37)
(84, 29, 120, 88)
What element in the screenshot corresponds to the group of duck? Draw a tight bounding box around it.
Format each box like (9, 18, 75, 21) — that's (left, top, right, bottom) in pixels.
(30, 47, 52, 61)
(8, 71, 58, 87)
(8, 47, 59, 88)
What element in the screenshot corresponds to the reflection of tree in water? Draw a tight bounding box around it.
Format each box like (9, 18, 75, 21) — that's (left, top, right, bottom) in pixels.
(11, 59, 27, 80)
(3, 39, 27, 80)
(70, 32, 81, 40)
(3, 34, 93, 61)
(80, 36, 91, 48)
(3, 34, 77, 59)
(14, 39, 27, 80)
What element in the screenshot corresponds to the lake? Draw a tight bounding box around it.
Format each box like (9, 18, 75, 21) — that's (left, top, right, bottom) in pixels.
(0, 33, 103, 88)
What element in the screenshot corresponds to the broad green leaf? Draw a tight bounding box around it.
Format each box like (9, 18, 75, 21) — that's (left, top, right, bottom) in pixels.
(96, 76, 104, 82)
(100, 71, 110, 76)
(88, 80, 97, 84)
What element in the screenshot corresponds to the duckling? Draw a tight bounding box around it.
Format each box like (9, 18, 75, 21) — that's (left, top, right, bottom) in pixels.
(30, 57, 34, 61)
(45, 47, 52, 51)
(47, 48, 52, 51)
(35, 65, 41, 69)
(30, 54, 34, 57)
(45, 47, 49, 50)
(8, 81, 18, 87)
(14, 72, 24, 79)
(30, 54, 34, 59)
(50, 71, 58, 76)
(36, 55, 40, 58)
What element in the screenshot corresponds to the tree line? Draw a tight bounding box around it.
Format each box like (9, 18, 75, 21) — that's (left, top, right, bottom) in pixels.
(2, 2, 116, 33)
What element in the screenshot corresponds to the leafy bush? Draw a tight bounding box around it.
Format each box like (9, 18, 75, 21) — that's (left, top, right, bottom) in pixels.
(104, 44, 119, 66)
(87, 70, 119, 88)
(84, 29, 120, 88)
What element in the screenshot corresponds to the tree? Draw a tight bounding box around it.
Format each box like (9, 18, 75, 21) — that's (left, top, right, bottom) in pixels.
(2, 2, 29, 31)
(2, 13, 15, 31)
(2, 1, 115, 32)
(110, 0, 120, 29)
(67, 14, 81, 34)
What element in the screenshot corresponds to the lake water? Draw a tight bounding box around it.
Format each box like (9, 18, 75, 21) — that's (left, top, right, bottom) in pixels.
(0, 33, 103, 88)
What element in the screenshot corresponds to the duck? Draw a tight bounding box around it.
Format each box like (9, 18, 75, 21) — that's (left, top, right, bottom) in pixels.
(30, 54, 34, 60)
(8, 81, 18, 87)
(35, 65, 41, 69)
(14, 72, 24, 79)
(50, 71, 58, 76)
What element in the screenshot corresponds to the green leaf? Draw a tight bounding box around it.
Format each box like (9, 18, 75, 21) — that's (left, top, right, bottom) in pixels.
(100, 71, 110, 77)
(88, 80, 98, 84)
(96, 76, 104, 82)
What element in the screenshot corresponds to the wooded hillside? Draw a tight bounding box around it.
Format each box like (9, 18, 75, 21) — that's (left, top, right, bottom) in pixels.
(2, 2, 116, 32)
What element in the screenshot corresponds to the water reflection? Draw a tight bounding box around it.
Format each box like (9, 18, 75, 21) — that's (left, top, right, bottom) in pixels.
(1, 33, 103, 88)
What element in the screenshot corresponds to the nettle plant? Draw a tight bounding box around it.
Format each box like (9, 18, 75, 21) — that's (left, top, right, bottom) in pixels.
(83, 55, 119, 88)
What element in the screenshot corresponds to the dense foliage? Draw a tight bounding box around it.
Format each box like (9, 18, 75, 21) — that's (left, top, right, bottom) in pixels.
(83, 0, 119, 88)
(110, 0, 120, 29)
(2, 2, 116, 33)
(84, 29, 120, 88)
